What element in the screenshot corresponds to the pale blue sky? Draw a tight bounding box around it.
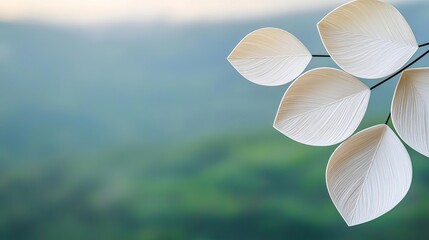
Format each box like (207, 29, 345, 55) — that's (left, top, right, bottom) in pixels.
(0, 0, 419, 24)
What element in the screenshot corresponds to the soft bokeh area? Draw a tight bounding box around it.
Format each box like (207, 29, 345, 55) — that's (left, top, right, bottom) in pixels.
(1, 1, 429, 239)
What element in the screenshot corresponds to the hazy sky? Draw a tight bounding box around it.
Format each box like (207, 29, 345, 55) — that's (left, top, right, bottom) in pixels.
(0, 0, 417, 24)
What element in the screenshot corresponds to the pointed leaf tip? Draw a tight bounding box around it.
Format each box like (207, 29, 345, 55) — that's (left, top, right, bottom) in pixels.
(274, 68, 370, 146)
(228, 27, 311, 86)
(392, 68, 429, 157)
(318, 0, 418, 79)
(327, 125, 412, 226)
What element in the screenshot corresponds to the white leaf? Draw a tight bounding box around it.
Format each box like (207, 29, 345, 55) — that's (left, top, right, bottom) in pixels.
(327, 125, 412, 226)
(273, 68, 370, 146)
(392, 68, 429, 157)
(227, 27, 311, 86)
(318, 0, 418, 79)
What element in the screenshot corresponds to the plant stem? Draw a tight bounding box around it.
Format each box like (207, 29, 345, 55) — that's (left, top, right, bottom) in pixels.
(312, 55, 330, 57)
(370, 49, 429, 90)
(385, 113, 391, 125)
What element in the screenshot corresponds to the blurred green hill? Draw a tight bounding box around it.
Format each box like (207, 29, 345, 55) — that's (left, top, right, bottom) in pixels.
(0, 2, 429, 239)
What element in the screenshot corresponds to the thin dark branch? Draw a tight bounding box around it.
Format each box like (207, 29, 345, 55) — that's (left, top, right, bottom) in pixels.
(312, 54, 331, 58)
(419, 42, 429, 48)
(385, 113, 391, 125)
(370, 49, 429, 90)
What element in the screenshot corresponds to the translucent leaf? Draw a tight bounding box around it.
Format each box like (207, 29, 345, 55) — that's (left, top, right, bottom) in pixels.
(227, 27, 311, 86)
(273, 68, 370, 146)
(327, 125, 412, 226)
(318, 0, 418, 79)
(392, 68, 429, 157)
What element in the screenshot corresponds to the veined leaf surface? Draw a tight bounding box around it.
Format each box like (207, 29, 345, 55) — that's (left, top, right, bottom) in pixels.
(228, 27, 311, 86)
(327, 125, 412, 226)
(274, 68, 370, 146)
(392, 68, 429, 157)
(318, 0, 418, 79)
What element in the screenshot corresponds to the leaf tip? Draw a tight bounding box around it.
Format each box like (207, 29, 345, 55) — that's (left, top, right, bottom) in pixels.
(227, 47, 237, 62)
(272, 119, 281, 133)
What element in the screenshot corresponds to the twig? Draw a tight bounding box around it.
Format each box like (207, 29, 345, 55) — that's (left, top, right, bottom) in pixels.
(312, 55, 330, 58)
(385, 113, 391, 125)
(419, 42, 429, 48)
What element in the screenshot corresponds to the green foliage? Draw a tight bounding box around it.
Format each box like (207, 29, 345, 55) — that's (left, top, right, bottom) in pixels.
(1, 130, 429, 239)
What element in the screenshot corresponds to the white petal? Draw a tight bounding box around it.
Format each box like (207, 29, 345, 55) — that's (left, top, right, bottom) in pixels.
(392, 68, 429, 157)
(318, 0, 418, 79)
(327, 125, 412, 226)
(273, 68, 370, 146)
(227, 27, 311, 86)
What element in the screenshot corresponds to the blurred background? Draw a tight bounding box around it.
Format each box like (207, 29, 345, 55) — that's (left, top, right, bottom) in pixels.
(0, 0, 429, 239)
